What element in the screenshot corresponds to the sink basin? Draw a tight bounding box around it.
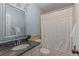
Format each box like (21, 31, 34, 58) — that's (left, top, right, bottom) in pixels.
(12, 44, 29, 51)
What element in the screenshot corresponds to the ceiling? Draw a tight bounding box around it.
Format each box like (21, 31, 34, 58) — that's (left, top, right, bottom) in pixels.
(35, 3, 74, 14)
(11, 3, 74, 14)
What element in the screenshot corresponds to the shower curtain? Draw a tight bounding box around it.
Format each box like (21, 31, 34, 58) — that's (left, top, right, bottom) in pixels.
(70, 4, 79, 51)
(41, 6, 73, 54)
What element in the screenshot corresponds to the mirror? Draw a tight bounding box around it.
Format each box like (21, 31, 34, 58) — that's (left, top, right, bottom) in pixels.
(5, 4, 25, 36)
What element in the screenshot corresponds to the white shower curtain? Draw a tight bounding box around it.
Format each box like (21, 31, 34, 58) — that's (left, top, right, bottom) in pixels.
(70, 3, 79, 51)
(70, 22, 79, 51)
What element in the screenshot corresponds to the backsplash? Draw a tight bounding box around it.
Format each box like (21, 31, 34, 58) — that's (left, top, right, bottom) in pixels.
(0, 34, 27, 44)
(0, 37, 28, 46)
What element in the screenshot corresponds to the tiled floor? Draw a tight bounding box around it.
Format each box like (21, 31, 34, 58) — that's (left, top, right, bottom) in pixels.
(40, 48, 77, 56)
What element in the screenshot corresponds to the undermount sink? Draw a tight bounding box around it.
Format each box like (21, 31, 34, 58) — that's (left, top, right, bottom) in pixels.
(12, 44, 30, 51)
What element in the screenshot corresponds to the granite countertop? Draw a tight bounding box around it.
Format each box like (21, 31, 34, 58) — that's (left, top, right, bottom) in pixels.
(0, 41, 40, 56)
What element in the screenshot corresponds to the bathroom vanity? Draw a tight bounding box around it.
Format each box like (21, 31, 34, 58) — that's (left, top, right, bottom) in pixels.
(0, 40, 41, 56)
(0, 3, 41, 56)
(22, 43, 41, 56)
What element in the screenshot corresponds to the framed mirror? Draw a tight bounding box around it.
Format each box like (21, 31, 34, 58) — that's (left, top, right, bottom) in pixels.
(5, 4, 26, 37)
